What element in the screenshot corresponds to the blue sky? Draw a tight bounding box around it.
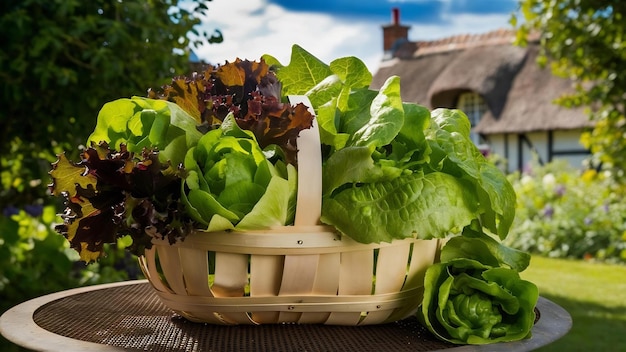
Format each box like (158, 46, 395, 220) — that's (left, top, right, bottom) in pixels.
(193, 0, 520, 73)
(270, 0, 518, 22)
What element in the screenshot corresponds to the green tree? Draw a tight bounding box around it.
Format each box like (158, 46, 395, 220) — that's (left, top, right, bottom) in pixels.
(0, 4, 221, 349)
(513, 0, 626, 177)
(0, 0, 222, 209)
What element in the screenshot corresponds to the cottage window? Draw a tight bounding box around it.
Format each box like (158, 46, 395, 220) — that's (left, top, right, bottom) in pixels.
(457, 92, 486, 145)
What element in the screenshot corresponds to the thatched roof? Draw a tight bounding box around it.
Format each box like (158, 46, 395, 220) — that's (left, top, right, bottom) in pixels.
(371, 29, 591, 134)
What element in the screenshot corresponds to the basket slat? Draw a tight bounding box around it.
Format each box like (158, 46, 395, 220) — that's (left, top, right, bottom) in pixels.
(183, 311, 229, 325)
(324, 312, 363, 325)
(375, 244, 412, 294)
(295, 252, 340, 324)
(212, 252, 255, 324)
(217, 312, 255, 325)
(277, 254, 321, 322)
(359, 243, 413, 325)
(295, 312, 331, 324)
(249, 255, 283, 296)
(179, 247, 212, 297)
(212, 252, 248, 297)
(361, 310, 397, 325)
(156, 245, 186, 295)
(385, 239, 441, 322)
(405, 240, 440, 290)
(312, 252, 340, 295)
(278, 255, 320, 295)
(338, 249, 374, 295)
(249, 254, 283, 323)
(139, 249, 171, 294)
(324, 249, 374, 324)
(155, 287, 421, 311)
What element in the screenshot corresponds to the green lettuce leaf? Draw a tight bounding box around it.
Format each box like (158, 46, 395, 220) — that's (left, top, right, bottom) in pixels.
(322, 146, 383, 196)
(265, 44, 371, 108)
(267, 44, 333, 96)
(235, 174, 293, 229)
(345, 76, 404, 148)
(425, 109, 516, 239)
(321, 172, 479, 243)
(87, 97, 203, 167)
(446, 223, 531, 272)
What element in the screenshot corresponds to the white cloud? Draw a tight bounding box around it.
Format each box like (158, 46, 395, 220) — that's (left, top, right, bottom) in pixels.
(193, 0, 384, 73)
(193, 1, 514, 75)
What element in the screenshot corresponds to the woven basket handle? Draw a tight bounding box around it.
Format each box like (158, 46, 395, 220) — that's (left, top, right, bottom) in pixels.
(288, 95, 322, 226)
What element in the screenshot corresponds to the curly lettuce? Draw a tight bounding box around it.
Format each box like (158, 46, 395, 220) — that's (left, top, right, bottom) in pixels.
(149, 58, 313, 165)
(49, 143, 190, 262)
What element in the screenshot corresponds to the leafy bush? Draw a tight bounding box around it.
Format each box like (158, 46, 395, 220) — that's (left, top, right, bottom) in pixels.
(0, 0, 222, 211)
(0, 206, 74, 313)
(0, 205, 142, 315)
(0, 0, 218, 317)
(504, 159, 626, 263)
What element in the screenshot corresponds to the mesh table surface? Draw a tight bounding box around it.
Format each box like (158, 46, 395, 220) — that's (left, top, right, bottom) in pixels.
(32, 282, 453, 352)
(0, 280, 572, 352)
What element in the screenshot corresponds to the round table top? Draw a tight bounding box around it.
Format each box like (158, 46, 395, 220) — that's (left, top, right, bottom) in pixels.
(0, 280, 571, 352)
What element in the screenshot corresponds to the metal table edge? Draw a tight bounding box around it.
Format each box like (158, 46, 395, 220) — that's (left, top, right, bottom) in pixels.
(0, 280, 148, 352)
(0, 280, 572, 352)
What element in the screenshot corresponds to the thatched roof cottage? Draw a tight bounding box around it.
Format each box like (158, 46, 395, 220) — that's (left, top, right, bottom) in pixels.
(371, 9, 592, 172)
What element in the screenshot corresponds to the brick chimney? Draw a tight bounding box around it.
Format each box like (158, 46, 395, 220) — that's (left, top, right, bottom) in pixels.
(382, 8, 410, 56)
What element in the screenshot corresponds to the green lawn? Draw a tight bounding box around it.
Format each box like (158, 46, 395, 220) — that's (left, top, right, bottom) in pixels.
(520, 256, 626, 351)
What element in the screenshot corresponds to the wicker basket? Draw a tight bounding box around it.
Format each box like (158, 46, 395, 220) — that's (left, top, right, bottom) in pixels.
(138, 96, 442, 325)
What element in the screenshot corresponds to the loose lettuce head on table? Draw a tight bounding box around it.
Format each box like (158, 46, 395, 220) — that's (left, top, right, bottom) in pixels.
(418, 226, 539, 344)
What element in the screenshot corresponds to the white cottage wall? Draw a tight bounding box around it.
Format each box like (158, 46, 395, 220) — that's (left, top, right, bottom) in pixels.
(484, 129, 589, 174)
